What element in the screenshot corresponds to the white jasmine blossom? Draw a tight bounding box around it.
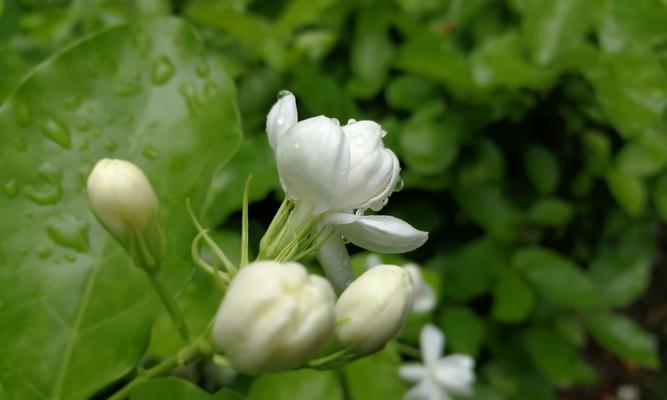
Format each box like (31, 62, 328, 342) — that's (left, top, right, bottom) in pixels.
(265, 91, 428, 290)
(335, 265, 414, 355)
(87, 158, 164, 269)
(212, 261, 335, 374)
(400, 324, 475, 400)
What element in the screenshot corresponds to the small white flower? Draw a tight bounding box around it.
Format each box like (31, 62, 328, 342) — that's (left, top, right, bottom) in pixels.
(404, 264, 436, 314)
(400, 324, 475, 400)
(87, 158, 164, 269)
(212, 261, 335, 374)
(266, 92, 428, 290)
(335, 265, 414, 355)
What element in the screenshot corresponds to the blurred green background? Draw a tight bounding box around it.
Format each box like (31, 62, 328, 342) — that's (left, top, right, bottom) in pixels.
(1, 0, 666, 399)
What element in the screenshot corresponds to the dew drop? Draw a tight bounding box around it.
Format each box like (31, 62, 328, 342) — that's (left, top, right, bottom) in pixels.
(3, 180, 18, 197)
(151, 54, 175, 86)
(41, 118, 72, 149)
(142, 145, 160, 160)
(36, 246, 52, 259)
(77, 119, 91, 131)
(114, 81, 142, 97)
(347, 118, 357, 124)
(105, 115, 116, 125)
(196, 63, 210, 78)
(65, 254, 77, 263)
(25, 166, 63, 205)
(179, 83, 201, 114)
(14, 103, 32, 127)
(277, 90, 292, 99)
(13, 138, 27, 152)
(132, 30, 152, 55)
(394, 179, 405, 192)
(203, 81, 219, 99)
(105, 140, 118, 152)
(46, 216, 90, 252)
(64, 95, 81, 111)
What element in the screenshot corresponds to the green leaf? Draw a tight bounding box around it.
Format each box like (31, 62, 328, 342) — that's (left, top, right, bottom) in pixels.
(385, 74, 439, 112)
(348, 6, 394, 99)
(589, 249, 652, 309)
(527, 197, 573, 227)
(513, 247, 598, 309)
(585, 49, 667, 139)
(518, 0, 597, 66)
(586, 312, 660, 369)
(453, 183, 520, 241)
(0, 18, 242, 400)
(524, 145, 560, 194)
(343, 347, 405, 400)
(248, 369, 343, 400)
(615, 140, 667, 178)
(492, 270, 534, 322)
(606, 167, 647, 216)
(523, 326, 596, 386)
(440, 238, 506, 301)
(471, 30, 557, 89)
(400, 105, 459, 175)
(598, 0, 667, 53)
(652, 174, 667, 222)
(439, 306, 485, 357)
(201, 135, 279, 226)
(130, 377, 245, 400)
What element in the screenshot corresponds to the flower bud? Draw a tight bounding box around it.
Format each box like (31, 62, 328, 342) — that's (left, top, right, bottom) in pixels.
(212, 261, 335, 374)
(335, 265, 413, 355)
(87, 159, 165, 269)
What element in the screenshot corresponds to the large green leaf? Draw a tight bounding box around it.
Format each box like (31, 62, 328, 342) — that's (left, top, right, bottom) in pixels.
(0, 18, 241, 400)
(439, 306, 485, 357)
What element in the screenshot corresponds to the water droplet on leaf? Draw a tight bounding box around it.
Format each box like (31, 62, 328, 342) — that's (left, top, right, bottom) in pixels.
(25, 166, 63, 205)
(115, 81, 142, 96)
(179, 83, 202, 114)
(105, 140, 118, 152)
(14, 103, 31, 127)
(41, 118, 72, 149)
(142, 145, 160, 160)
(151, 54, 175, 85)
(2, 180, 18, 197)
(196, 63, 210, 78)
(77, 119, 91, 131)
(203, 81, 219, 99)
(46, 216, 90, 252)
(36, 246, 52, 259)
(64, 95, 81, 111)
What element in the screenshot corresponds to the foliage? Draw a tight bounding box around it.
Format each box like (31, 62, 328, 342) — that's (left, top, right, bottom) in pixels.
(1, 0, 665, 399)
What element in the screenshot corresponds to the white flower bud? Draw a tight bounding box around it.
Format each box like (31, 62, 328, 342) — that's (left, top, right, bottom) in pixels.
(87, 159, 164, 269)
(335, 265, 414, 355)
(212, 261, 336, 374)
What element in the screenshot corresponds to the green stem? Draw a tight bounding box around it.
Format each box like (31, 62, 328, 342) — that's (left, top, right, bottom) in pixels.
(146, 269, 193, 343)
(108, 341, 205, 400)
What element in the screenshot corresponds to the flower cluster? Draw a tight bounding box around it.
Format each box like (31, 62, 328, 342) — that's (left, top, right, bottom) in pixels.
(85, 91, 474, 396)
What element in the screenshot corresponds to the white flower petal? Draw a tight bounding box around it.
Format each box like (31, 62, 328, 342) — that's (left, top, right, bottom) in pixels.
(399, 363, 427, 382)
(405, 264, 436, 314)
(325, 213, 428, 253)
(403, 378, 450, 400)
(432, 355, 475, 395)
(316, 232, 355, 292)
(266, 91, 298, 150)
(276, 116, 350, 214)
(420, 324, 444, 366)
